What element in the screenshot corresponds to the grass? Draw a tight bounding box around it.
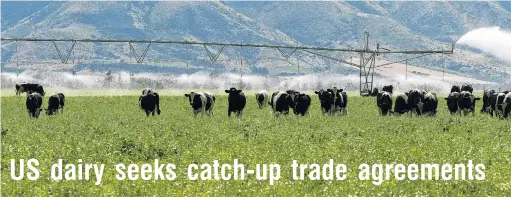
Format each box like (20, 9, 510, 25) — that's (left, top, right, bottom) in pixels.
(1, 94, 510, 196)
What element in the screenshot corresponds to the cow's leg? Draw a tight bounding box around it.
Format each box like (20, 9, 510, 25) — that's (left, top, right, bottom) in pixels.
(145, 110, 150, 117)
(228, 108, 232, 117)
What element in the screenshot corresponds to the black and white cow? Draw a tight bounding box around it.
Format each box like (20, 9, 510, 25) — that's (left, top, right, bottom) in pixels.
(457, 91, 480, 116)
(330, 88, 348, 115)
(314, 89, 334, 115)
(461, 83, 473, 94)
(377, 91, 392, 116)
(139, 89, 161, 116)
(184, 92, 215, 116)
(327, 87, 347, 116)
(450, 85, 461, 93)
(422, 92, 438, 116)
(393, 93, 409, 115)
(290, 92, 311, 116)
(480, 89, 495, 114)
(45, 93, 65, 115)
(445, 92, 460, 115)
(269, 91, 294, 116)
(490, 92, 508, 118)
(407, 89, 425, 116)
(255, 90, 268, 109)
(16, 83, 45, 96)
(502, 92, 511, 119)
(26, 92, 43, 118)
(225, 88, 246, 117)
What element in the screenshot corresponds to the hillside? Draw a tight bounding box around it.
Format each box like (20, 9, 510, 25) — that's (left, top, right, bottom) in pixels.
(1, 1, 510, 83)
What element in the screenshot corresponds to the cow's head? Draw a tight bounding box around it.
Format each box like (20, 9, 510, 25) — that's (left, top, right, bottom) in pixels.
(461, 84, 473, 93)
(44, 108, 55, 115)
(450, 85, 461, 93)
(327, 87, 343, 97)
(293, 93, 309, 106)
(379, 92, 392, 106)
(314, 89, 326, 99)
(316, 90, 332, 103)
(382, 85, 393, 94)
(225, 88, 242, 95)
(142, 88, 153, 95)
(286, 91, 299, 105)
(184, 92, 197, 105)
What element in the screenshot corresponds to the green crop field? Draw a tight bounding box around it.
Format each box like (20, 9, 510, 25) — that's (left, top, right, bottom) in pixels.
(1, 94, 511, 196)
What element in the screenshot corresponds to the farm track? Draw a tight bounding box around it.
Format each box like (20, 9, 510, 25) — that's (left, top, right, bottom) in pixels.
(1, 95, 510, 196)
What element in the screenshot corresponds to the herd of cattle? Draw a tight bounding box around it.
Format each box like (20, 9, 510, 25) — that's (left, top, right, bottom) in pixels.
(375, 84, 511, 119)
(15, 83, 64, 118)
(13, 82, 511, 120)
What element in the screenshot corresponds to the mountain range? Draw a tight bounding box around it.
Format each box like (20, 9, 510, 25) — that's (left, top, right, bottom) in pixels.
(1, 1, 511, 83)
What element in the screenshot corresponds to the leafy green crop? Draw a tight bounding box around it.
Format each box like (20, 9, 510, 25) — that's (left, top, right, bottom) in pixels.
(1, 95, 510, 196)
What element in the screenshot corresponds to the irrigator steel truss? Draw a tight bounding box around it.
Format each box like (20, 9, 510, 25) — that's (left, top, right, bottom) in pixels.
(1, 32, 454, 95)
